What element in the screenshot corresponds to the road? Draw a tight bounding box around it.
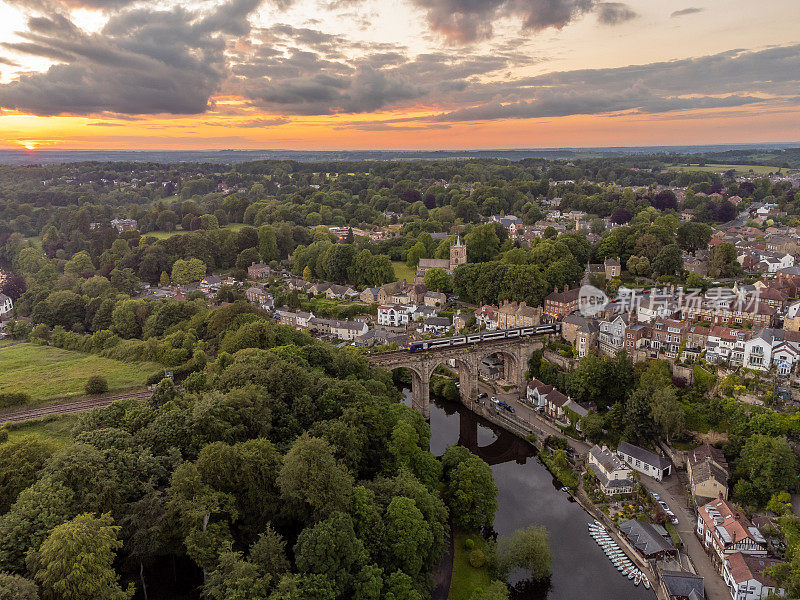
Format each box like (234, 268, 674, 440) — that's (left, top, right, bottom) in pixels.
(0, 389, 152, 425)
(476, 376, 728, 600)
(641, 475, 730, 600)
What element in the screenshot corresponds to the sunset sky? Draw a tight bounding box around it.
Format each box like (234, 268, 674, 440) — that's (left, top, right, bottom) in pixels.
(0, 0, 798, 150)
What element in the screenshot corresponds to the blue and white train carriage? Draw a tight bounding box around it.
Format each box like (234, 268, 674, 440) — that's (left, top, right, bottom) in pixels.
(408, 323, 561, 352)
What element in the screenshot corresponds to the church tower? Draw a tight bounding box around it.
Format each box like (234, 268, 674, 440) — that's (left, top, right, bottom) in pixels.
(449, 236, 467, 271)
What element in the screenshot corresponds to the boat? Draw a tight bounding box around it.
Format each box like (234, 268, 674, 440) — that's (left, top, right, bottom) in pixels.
(593, 519, 601, 526)
(622, 565, 634, 576)
(641, 574, 650, 589)
(634, 572, 641, 586)
(628, 569, 636, 580)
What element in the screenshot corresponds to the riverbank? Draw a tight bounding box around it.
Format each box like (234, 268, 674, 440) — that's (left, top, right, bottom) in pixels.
(414, 390, 655, 600)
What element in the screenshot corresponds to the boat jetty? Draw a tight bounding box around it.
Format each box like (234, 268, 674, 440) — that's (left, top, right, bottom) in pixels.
(588, 520, 650, 590)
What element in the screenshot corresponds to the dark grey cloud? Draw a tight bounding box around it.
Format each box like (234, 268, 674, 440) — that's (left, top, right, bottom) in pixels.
(409, 0, 597, 43)
(427, 45, 800, 122)
(0, 0, 267, 115)
(596, 2, 637, 24)
(228, 23, 524, 115)
(671, 7, 703, 17)
(407, 0, 636, 43)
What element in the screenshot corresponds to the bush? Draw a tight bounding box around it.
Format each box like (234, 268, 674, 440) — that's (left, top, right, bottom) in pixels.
(469, 549, 485, 568)
(464, 538, 475, 551)
(0, 392, 31, 409)
(84, 375, 108, 395)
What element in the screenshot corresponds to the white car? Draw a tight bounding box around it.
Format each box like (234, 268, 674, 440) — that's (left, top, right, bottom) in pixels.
(659, 501, 670, 512)
(650, 492, 660, 501)
(491, 396, 499, 404)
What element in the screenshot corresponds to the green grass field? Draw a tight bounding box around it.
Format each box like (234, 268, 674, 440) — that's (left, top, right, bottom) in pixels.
(666, 164, 792, 175)
(448, 531, 492, 600)
(0, 343, 158, 403)
(392, 261, 416, 283)
(5, 415, 78, 449)
(145, 222, 249, 239)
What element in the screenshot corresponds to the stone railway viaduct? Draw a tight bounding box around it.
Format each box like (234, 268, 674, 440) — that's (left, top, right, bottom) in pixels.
(368, 334, 554, 420)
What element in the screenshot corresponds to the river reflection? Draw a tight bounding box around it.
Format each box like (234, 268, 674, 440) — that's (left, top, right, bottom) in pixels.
(403, 390, 654, 600)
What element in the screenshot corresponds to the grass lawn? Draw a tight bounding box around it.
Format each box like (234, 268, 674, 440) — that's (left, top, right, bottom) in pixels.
(5, 415, 78, 449)
(392, 260, 416, 283)
(666, 164, 789, 175)
(145, 222, 249, 240)
(449, 531, 492, 600)
(0, 343, 159, 403)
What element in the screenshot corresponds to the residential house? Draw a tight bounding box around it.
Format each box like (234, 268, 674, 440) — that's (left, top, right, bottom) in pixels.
(377, 304, 415, 327)
(0, 293, 12, 317)
(682, 324, 711, 361)
(688, 444, 729, 503)
(544, 286, 581, 320)
(723, 552, 785, 600)
(598, 314, 628, 355)
(424, 291, 447, 307)
(423, 316, 451, 334)
(619, 519, 677, 560)
(453, 311, 467, 332)
(245, 286, 273, 309)
(649, 319, 686, 359)
(474, 305, 498, 330)
(604, 257, 621, 278)
(697, 498, 767, 568)
(412, 306, 437, 322)
(705, 327, 751, 367)
(583, 263, 606, 284)
(637, 293, 681, 323)
(247, 262, 271, 279)
(110, 218, 137, 232)
(588, 445, 634, 495)
(295, 311, 314, 330)
(526, 378, 569, 420)
(355, 328, 409, 348)
(199, 275, 222, 294)
(360, 287, 379, 303)
(575, 320, 600, 357)
(561, 314, 599, 356)
(616, 441, 672, 481)
(309, 317, 368, 341)
(681, 294, 777, 328)
(324, 284, 358, 301)
(496, 300, 541, 329)
(660, 570, 705, 600)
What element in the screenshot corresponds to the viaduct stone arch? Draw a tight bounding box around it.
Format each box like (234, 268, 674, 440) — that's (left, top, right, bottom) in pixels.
(369, 336, 548, 419)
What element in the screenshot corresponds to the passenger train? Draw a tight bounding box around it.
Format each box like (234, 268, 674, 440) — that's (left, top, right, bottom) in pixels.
(408, 323, 561, 352)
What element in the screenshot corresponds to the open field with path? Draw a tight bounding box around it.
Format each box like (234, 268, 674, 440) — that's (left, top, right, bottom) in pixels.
(0, 343, 158, 403)
(145, 222, 249, 239)
(667, 163, 794, 175)
(392, 260, 415, 283)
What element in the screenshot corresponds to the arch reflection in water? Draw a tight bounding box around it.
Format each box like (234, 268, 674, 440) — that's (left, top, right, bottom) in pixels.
(402, 389, 654, 600)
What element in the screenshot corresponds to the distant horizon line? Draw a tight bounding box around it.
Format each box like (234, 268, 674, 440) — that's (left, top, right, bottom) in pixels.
(2, 141, 800, 153)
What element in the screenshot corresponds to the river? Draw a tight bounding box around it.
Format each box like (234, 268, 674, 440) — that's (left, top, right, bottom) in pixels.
(404, 391, 654, 600)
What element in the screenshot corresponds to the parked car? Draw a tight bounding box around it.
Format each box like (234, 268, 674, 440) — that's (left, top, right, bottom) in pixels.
(650, 492, 660, 501)
(669, 515, 679, 525)
(506, 406, 515, 414)
(478, 392, 488, 399)
(497, 401, 510, 409)
(491, 396, 499, 404)
(659, 501, 670, 512)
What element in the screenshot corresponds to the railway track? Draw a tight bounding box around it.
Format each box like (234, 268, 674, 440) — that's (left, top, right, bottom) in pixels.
(0, 389, 152, 425)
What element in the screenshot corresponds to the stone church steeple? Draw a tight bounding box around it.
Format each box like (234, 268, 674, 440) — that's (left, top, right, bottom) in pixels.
(449, 236, 466, 271)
